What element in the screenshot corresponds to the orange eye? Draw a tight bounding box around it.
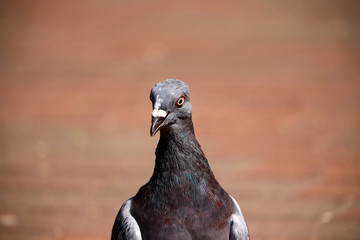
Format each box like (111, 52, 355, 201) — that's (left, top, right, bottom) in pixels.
(176, 96, 185, 107)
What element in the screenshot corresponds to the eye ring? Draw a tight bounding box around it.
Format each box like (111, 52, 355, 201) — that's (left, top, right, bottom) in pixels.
(176, 96, 185, 107)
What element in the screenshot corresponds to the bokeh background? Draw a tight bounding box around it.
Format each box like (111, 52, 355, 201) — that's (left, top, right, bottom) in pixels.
(1, 1, 359, 239)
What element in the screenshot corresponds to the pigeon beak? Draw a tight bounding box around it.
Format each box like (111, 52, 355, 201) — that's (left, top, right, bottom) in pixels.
(150, 109, 168, 136)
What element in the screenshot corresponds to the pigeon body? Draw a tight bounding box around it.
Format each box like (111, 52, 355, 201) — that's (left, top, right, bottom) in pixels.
(111, 79, 249, 240)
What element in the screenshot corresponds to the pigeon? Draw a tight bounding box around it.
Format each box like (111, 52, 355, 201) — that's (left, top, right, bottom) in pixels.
(111, 79, 249, 240)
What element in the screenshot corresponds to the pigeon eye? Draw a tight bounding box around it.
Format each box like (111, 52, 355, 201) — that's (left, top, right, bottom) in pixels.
(176, 97, 185, 107)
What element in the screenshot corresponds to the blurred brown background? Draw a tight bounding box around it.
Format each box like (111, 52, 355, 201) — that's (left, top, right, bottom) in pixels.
(0, 0, 359, 239)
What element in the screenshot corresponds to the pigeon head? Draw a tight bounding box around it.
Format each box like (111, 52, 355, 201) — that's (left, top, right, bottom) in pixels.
(150, 79, 192, 136)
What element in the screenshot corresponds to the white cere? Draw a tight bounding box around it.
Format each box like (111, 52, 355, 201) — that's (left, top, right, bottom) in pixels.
(152, 109, 167, 118)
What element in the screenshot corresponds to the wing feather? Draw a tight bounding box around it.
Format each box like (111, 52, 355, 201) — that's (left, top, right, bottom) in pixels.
(111, 198, 142, 240)
(229, 195, 249, 240)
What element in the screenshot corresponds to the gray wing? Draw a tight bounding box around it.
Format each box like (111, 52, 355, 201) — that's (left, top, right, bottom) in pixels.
(229, 195, 250, 240)
(111, 198, 142, 240)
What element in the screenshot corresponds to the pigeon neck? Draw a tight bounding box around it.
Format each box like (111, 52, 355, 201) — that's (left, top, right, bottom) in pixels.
(153, 119, 211, 174)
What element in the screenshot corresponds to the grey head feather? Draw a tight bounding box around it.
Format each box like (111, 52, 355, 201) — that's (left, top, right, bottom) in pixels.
(150, 79, 191, 111)
(149, 79, 193, 136)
